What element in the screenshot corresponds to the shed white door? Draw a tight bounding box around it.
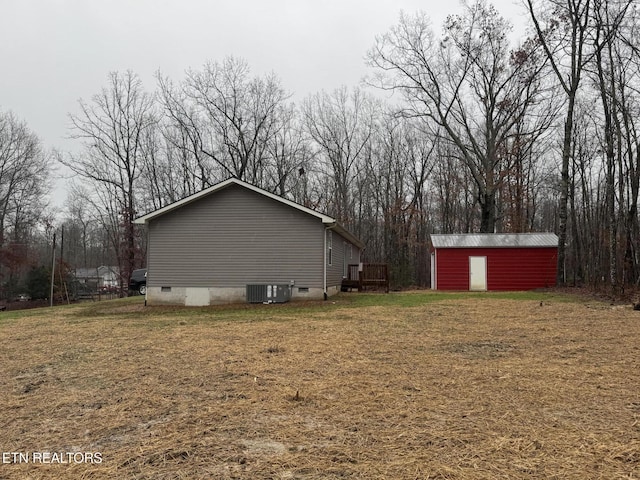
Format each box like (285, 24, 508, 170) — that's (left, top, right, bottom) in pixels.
(469, 256, 487, 291)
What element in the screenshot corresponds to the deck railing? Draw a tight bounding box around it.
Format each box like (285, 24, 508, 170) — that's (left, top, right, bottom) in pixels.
(342, 263, 389, 293)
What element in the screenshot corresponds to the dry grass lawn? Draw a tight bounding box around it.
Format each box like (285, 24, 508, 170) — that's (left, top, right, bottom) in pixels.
(0, 291, 639, 479)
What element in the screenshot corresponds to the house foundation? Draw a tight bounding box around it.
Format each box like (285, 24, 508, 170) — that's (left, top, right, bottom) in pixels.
(145, 286, 333, 306)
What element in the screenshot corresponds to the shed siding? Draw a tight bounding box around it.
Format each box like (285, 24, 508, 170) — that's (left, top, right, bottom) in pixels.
(435, 247, 557, 291)
(147, 185, 325, 288)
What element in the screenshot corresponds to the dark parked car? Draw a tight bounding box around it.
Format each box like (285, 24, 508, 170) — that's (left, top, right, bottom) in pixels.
(129, 268, 147, 295)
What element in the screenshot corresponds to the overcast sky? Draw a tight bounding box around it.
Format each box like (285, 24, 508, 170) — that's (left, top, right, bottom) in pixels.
(0, 0, 528, 207)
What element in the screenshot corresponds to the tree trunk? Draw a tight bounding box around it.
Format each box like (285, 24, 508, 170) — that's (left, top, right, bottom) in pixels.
(556, 103, 575, 285)
(479, 191, 496, 233)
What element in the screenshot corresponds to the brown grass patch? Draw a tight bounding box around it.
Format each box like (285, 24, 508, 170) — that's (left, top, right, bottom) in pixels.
(0, 293, 639, 479)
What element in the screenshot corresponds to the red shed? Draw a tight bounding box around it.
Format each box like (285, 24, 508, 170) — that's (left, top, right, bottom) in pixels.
(430, 233, 558, 291)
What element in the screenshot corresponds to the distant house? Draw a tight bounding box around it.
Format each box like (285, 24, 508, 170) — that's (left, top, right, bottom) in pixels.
(74, 266, 120, 290)
(133, 178, 364, 306)
(430, 233, 558, 291)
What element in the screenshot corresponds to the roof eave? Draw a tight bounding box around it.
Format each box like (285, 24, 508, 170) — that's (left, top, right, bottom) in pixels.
(133, 177, 364, 248)
(325, 221, 365, 250)
(133, 178, 336, 225)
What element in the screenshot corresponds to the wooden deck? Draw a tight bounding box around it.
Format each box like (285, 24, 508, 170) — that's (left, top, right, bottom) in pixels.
(342, 263, 389, 293)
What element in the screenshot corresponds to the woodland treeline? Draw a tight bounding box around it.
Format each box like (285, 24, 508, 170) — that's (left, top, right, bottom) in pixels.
(1, 0, 639, 298)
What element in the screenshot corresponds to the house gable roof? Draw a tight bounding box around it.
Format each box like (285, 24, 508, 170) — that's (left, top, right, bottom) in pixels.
(431, 233, 558, 249)
(134, 177, 364, 249)
(74, 266, 120, 278)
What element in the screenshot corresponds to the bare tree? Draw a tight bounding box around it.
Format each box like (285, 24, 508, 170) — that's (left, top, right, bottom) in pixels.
(588, 0, 638, 291)
(362, 115, 436, 286)
(264, 102, 312, 198)
(617, 13, 640, 285)
(158, 57, 290, 189)
(63, 71, 155, 288)
(62, 186, 94, 269)
(302, 86, 379, 227)
(0, 111, 50, 243)
(525, 0, 599, 284)
(0, 110, 51, 297)
(156, 73, 216, 192)
(61, 183, 124, 272)
(368, 1, 548, 233)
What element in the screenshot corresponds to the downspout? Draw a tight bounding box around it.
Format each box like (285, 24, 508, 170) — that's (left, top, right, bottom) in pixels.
(142, 220, 149, 307)
(323, 223, 338, 301)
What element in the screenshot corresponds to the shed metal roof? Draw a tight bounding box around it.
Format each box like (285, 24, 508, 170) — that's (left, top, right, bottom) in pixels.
(431, 233, 558, 249)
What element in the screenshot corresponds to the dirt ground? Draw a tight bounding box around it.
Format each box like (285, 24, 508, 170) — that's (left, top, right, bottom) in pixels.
(0, 292, 638, 479)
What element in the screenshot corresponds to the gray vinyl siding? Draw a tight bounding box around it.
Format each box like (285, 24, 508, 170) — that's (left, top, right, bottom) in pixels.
(147, 185, 324, 288)
(326, 230, 361, 288)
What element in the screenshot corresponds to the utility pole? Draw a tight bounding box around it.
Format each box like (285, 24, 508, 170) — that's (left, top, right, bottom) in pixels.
(50, 232, 56, 307)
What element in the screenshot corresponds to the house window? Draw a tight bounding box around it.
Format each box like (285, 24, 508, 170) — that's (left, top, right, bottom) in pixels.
(327, 230, 333, 266)
(161, 286, 172, 292)
(349, 244, 353, 259)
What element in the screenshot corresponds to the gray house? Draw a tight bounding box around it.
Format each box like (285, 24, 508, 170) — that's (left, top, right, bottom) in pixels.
(133, 178, 364, 306)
